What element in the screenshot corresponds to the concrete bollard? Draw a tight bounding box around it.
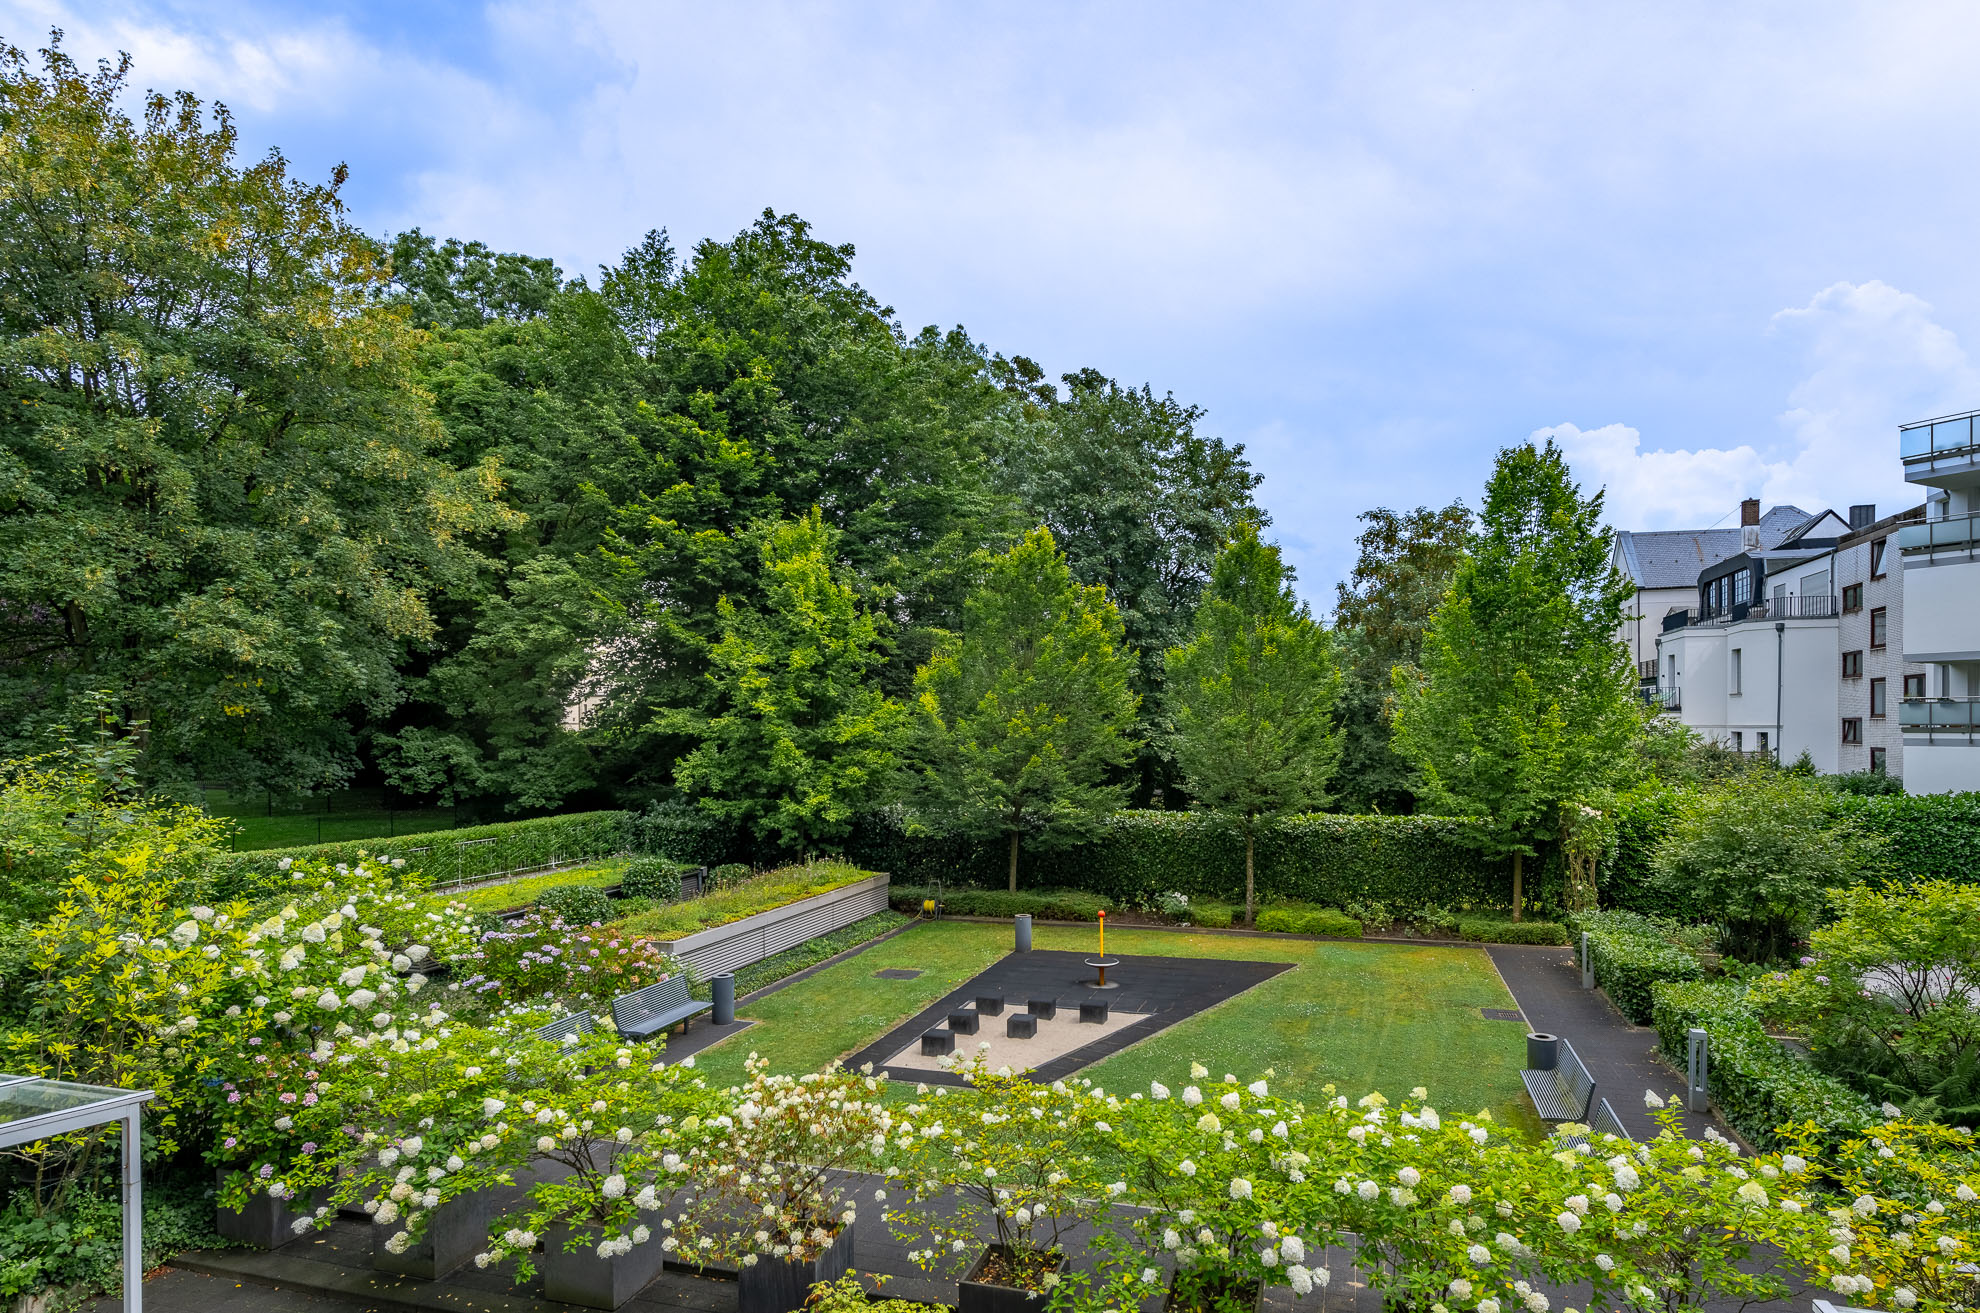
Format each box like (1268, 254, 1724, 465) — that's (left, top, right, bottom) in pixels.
(1581, 932, 1595, 989)
(712, 973, 735, 1027)
(1686, 1028, 1709, 1112)
(1015, 913, 1033, 952)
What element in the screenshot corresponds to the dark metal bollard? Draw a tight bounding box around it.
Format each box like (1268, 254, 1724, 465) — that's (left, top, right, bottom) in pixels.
(712, 973, 735, 1026)
(1526, 1032, 1560, 1071)
(1015, 913, 1033, 952)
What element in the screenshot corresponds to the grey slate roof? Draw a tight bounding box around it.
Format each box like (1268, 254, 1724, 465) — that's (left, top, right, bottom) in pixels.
(1614, 506, 1814, 588)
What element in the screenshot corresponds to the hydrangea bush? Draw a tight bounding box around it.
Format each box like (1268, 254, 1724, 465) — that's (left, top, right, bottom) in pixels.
(457, 910, 682, 1005)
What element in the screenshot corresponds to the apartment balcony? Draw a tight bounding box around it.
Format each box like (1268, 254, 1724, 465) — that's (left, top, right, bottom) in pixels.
(1900, 409, 1980, 483)
(1897, 508, 1980, 561)
(1664, 595, 1837, 629)
(1900, 697, 1980, 734)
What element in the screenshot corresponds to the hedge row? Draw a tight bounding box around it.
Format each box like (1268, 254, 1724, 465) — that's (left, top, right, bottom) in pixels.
(1650, 978, 1877, 1150)
(850, 810, 1541, 913)
(211, 810, 633, 900)
(1454, 916, 1569, 946)
(1567, 909, 1704, 1024)
(888, 885, 1113, 922)
(1255, 907, 1362, 937)
(1828, 791, 1980, 883)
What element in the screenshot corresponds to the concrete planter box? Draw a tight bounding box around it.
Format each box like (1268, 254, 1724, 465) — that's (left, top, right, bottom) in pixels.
(213, 1169, 315, 1250)
(736, 1224, 854, 1313)
(373, 1190, 494, 1279)
(651, 874, 890, 976)
(959, 1245, 1068, 1313)
(540, 1223, 668, 1309)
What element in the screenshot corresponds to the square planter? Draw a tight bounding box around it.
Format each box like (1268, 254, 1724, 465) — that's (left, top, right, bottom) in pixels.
(736, 1222, 854, 1313)
(960, 1244, 1068, 1313)
(373, 1190, 494, 1279)
(1164, 1271, 1262, 1313)
(540, 1222, 668, 1309)
(213, 1168, 315, 1250)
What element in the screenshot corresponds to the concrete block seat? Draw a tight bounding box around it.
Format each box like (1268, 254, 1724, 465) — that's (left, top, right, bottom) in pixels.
(612, 977, 710, 1043)
(1006, 1013, 1037, 1039)
(921, 1030, 955, 1057)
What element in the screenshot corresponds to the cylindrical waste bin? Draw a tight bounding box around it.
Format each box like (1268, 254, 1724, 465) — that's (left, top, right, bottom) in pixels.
(1014, 913, 1033, 952)
(712, 973, 736, 1026)
(1526, 1032, 1560, 1071)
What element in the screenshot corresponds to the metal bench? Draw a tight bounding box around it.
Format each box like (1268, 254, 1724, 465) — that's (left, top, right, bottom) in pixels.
(1521, 1035, 1596, 1123)
(611, 977, 710, 1043)
(531, 1011, 595, 1055)
(1552, 1096, 1632, 1152)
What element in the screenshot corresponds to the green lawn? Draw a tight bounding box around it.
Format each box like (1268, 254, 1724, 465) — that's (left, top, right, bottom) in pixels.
(675, 920, 1542, 1135)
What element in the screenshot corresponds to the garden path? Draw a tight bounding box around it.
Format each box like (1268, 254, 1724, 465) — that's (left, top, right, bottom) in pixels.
(1485, 944, 1722, 1141)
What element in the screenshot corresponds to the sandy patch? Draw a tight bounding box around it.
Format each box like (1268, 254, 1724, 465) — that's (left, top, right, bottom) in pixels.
(883, 1007, 1151, 1077)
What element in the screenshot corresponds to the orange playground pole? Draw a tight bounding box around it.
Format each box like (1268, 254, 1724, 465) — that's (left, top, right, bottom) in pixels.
(1098, 909, 1105, 957)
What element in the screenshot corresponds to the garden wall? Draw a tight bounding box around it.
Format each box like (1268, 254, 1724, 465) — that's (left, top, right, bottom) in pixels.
(651, 874, 891, 976)
(846, 810, 1554, 913)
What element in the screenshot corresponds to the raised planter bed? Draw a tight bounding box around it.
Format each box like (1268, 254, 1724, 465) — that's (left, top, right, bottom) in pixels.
(650, 874, 890, 976)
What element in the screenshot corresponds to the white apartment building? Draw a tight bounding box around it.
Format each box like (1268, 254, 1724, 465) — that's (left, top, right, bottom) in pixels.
(1650, 503, 1922, 775)
(1897, 410, 1980, 794)
(1612, 502, 1827, 683)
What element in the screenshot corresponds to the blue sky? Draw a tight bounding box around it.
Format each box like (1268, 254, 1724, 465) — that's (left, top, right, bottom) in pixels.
(12, 1, 1980, 605)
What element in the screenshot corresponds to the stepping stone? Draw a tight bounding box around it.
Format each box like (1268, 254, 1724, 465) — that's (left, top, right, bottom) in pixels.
(948, 1009, 979, 1034)
(1079, 1000, 1109, 1024)
(976, 994, 1005, 1015)
(921, 1030, 954, 1056)
(1027, 998, 1057, 1019)
(873, 968, 922, 980)
(1482, 1008, 1525, 1021)
(1006, 1012, 1037, 1039)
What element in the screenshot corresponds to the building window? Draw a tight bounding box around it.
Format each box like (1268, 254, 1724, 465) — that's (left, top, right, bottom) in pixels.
(1843, 583, 1863, 612)
(1870, 746, 1888, 774)
(1729, 648, 1742, 695)
(1756, 731, 1769, 754)
(1842, 718, 1863, 745)
(1733, 570, 1751, 605)
(1870, 677, 1887, 718)
(1731, 731, 1743, 752)
(1870, 538, 1887, 578)
(1870, 606, 1888, 649)
(1905, 672, 1927, 699)
(1842, 650, 1863, 678)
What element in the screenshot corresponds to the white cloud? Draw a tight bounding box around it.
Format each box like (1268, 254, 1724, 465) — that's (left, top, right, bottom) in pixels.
(1544, 280, 1971, 531)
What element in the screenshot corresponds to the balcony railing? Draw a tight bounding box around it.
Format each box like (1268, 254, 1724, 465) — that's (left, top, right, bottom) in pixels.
(1901, 410, 1980, 468)
(1636, 684, 1680, 711)
(1900, 697, 1980, 732)
(1672, 596, 1837, 628)
(1637, 659, 1660, 682)
(1898, 509, 1980, 559)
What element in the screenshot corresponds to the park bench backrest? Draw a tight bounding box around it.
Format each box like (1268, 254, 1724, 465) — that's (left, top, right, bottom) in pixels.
(612, 977, 693, 1032)
(1558, 1038, 1596, 1117)
(1591, 1096, 1631, 1142)
(532, 1011, 595, 1055)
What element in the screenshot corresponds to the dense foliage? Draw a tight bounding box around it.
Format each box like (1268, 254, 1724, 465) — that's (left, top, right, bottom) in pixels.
(1569, 910, 1707, 1025)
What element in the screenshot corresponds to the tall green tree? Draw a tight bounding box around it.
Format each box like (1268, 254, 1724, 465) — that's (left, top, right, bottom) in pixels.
(0, 39, 513, 790)
(1166, 524, 1342, 925)
(997, 369, 1262, 798)
(1331, 503, 1472, 813)
(1389, 441, 1641, 919)
(661, 509, 904, 854)
(912, 527, 1141, 891)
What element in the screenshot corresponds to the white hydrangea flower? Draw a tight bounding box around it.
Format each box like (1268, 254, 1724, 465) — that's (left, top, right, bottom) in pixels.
(1557, 1213, 1581, 1234)
(1229, 1178, 1252, 1201)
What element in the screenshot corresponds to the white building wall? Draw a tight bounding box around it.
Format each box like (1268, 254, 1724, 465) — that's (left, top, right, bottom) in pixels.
(1654, 616, 1841, 770)
(1902, 559, 1980, 661)
(1902, 745, 1980, 794)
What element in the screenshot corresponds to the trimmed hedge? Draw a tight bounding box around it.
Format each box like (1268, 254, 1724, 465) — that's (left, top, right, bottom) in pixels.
(536, 883, 613, 926)
(850, 809, 1540, 913)
(212, 810, 631, 899)
(1829, 791, 1980, 883)
(888, 885, 1113, 922)
(1255, 907, 1363, 938)
(620, 855, 686, 902)
(1568, 910, 1704, 1024)
(1455, 916, 1568, 946)
(622, 801, 737, 868)
(1651, 978, 1876, 1150)
(1189, 901, 1237, 929)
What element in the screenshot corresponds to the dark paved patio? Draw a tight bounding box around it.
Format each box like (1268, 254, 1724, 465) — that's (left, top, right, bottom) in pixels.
(844, 949, 1292, 1085)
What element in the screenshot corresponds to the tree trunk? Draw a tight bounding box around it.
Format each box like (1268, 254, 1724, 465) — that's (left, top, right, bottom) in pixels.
(1007, 831, 1020, 894)
(1244, 829, 1256, 928)
(1511, 851, 1524, 923)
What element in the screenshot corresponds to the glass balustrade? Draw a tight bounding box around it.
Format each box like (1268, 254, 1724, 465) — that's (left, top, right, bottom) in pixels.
(1898, 510, 1980, 555)
(1899, 697, 1980, 729)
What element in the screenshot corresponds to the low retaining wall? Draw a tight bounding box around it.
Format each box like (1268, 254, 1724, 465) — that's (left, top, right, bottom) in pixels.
(654, 874, 891, 976)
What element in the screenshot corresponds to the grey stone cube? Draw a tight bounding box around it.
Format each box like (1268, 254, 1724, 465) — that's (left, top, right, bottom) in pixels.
(1006, 1012, 1037, 1039)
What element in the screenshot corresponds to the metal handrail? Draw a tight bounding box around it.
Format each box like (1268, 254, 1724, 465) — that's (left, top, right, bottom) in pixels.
(1900, 697, 1980, 730)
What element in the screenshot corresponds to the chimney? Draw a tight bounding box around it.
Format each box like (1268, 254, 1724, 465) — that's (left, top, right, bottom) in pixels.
(1849, 503, 1877, 531)
(1740, 498, 1760, 527)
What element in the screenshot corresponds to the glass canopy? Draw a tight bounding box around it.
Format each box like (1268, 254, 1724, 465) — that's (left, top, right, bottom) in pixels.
(0, 1073, 154, 1150)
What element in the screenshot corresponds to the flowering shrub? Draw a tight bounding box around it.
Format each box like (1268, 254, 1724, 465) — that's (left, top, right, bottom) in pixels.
(458, 911, 681, 1004)
(669, 1055, 891, 1266)
(887, 1052, 1109, 1291)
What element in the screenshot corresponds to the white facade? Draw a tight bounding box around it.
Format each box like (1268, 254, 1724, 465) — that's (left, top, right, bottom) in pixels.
(1657, 614, 1843, 770)
(1898, 410, 1980, 794)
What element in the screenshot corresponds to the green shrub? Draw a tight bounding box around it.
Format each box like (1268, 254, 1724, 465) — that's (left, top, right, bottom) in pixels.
(1190, 901, 1237, 929)
(1455, 916, 1568, 945)
(1568, 909, 1704, 1024)
(536, 883, 614, 925)
(622, 800, 736, 867)
(1255, 906, 1362, 937)
(212, 810, 632, 899)
(620, 855, 685, 902)
(887, 885, 1112, 921)
(1829, 790, 1980, 883)
(851, 808, 1527, 913)
(1651, 977, 1876, 1150)
(710, 863, 752, 889)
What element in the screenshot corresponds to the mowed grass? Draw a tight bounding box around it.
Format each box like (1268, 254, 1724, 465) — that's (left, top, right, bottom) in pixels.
(675, 920, 1541, 1135)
